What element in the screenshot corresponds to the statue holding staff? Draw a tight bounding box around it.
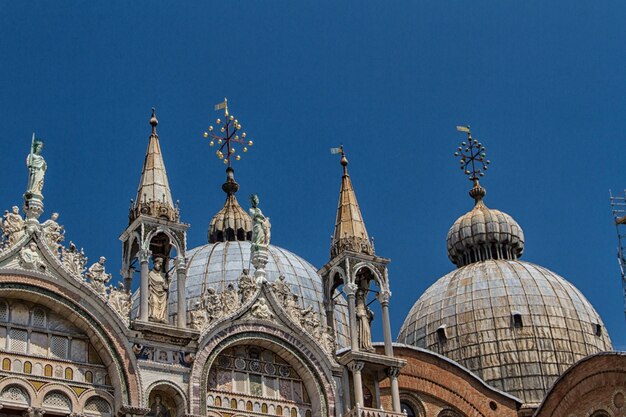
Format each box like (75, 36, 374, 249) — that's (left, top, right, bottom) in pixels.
(25, 135, 47, 198)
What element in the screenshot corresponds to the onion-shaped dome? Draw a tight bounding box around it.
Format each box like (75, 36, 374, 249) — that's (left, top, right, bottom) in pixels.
(208, 167, 252, 243)
(398, 260, 612, 405)
(175, 241, 351, 348)
(446, 184, 524, 268)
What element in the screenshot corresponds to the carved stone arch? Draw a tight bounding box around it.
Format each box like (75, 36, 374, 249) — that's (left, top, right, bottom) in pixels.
(190, 325, 337, 417)
(145, 380, 188, 417)
(351, 262, 385, 290)
(0, 277, 142, 411)
(144, 227, 182, 254)
(0, 377, 37, 406)
(327, 266, 347, 297)
(438, 409, 463, 417)
(399, 392, 426, 417)
(39, 383, 80, 411)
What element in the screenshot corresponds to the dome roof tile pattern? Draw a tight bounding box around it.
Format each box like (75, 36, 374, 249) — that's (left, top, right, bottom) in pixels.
(398, 259, 612, 405)
(167, 241, 351, 348)
(446, 185, 524, 267)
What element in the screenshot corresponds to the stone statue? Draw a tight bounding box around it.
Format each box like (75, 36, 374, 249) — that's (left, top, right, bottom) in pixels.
(19, 242, 45, 271)
(25, 138, 47, 197)
(86, 256, 111, 295)
(221, 283, 240, 315)
(41, 212, 64, 252)
(108, 282, 131, 322)
(285, 293, 302, 324)
(2, 206, 25, 246)
(148, 257, 169, 323)
(61, 241, 87, 276)
(300, 305, 321, 335)
(238, 269, 256, 304)
(322, 326, 336, 354)
(190, 301, 207, 330)
(249, 194, 271, 250)
(251, 297, 274, 320)
(356, 289, 375, 351)
(271, 274, 291, 306)
(203, 288, 222, 322)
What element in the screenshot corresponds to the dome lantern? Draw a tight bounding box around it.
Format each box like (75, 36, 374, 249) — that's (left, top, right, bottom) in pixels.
(447, 127, 524, 268)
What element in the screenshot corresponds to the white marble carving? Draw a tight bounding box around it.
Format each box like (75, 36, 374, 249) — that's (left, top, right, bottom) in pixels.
(86, 256, 111, 295)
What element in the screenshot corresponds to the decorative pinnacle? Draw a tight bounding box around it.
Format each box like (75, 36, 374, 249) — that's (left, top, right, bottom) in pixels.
(150, 107, 158, 134)
(202, 98, 253, 167)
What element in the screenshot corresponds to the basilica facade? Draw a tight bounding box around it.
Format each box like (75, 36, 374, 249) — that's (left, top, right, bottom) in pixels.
(0, 110, 623, 417)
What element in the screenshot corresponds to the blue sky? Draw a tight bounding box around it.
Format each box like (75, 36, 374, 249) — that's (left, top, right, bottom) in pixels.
(1, 2, 625, 348)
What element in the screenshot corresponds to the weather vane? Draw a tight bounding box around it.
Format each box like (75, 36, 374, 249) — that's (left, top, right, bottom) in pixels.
(454, 126, 490, 182)
(202, 98, 253, 166)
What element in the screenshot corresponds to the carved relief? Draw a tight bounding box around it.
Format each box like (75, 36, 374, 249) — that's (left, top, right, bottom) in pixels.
(19, 242, 45, 271)
(250, 297, 274, 320)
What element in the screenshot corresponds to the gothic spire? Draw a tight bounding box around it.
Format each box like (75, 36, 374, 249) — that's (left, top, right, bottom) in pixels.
(330, 146, 374, 258)
(129, 108, 179, 223)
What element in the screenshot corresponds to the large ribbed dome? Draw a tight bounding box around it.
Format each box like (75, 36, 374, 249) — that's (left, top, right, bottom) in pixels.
(398, 260, 612, 405)
(446, 184, 524, 267)
(174, 241, 351, 348)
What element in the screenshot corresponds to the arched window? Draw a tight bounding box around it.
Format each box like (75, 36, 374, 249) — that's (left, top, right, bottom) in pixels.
(401, 401, 416, 417)
(24, 361, 32, 374)
(43, 391, 72, 413)
(590, 411, 610, 417)
(44, 364, 53, 377)
(65, 367, 74, 380)
(84, 397, 112, 417)
(1, 385, 30, 405)
(2, 358, 11, 370)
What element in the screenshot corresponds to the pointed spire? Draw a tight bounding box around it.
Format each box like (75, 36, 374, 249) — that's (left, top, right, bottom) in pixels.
(208, 167, 252, 243)
(129, 108, 179, 223)
(331, 147, 374, 258)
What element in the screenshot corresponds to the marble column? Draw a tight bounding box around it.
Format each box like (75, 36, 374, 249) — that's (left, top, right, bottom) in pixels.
(388, 367, 401, 413)
(138, 249, 151, 322)
(349, 361, 365, 408)
(176, 257, 187, 329)
(378, 289, 394, 357)
(344, 282, 359, 352)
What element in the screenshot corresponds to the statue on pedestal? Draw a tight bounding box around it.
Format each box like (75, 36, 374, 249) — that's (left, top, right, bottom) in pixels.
(249, 194, 271, 250)
(148, 257, 169, 323)
(25, 137, 47, 198)
(356, 289, 375, 352)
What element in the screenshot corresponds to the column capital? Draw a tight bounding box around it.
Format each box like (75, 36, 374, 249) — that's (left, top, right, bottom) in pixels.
(138, 249, 152, 263)
(348, 360, 365, 373)
(344, 282, 358, 296)
(378, 289, 392, 304)
(386, 366, 401, 378)
(175, 256, 187, 271)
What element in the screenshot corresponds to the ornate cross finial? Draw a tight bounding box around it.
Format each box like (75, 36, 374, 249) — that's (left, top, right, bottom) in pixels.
(454, 126, 490, 183)
(202, 98, 253, 167)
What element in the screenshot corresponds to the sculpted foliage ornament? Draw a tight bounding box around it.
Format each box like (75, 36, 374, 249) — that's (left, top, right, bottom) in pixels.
(108, 282, 131, 323)
(61, 241, 87, 276)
